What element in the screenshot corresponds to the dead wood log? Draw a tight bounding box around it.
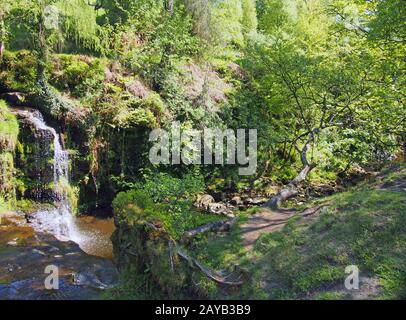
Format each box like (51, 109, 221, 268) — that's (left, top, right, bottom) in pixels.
(181, 218, 238, 242)
(176, 248, 244, 286)
(299, 203, 331, 217)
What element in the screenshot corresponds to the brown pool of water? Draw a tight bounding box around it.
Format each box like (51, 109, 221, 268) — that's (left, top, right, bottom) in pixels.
(71, 215, 116, 260)
(0, 212, 119, 300)
(29, 208, 116, 260)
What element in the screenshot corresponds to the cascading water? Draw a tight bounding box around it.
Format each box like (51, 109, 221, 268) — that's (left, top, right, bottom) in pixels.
(14, 109, 77, 241)
(13, 108, 114, 258)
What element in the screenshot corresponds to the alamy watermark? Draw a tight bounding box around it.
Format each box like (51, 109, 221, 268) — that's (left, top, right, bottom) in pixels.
(148, 122, 257, 175)
(345, 265, 359, 290)
(44, 264, 59, 290)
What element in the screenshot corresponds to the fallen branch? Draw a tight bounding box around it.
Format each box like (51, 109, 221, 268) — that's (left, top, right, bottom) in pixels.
(177, 248, 244, 286)
(181, 218, 238, 243)
(299, 203, 331, 218)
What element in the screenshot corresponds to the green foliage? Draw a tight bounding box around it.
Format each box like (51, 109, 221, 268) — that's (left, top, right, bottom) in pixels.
(0, 152, 16, 203)
(0, 100, 19, 151)
(0, 50, 37, 92)
(49, 54, 105, 98)
(139, 93, 165, 115)
(103, 265, 169, 300)
(210, 0, 244, 47)
(127, 4, 199, 86)
(114, 108, 157, 129)
(241, 0, 258, 35)
(112, 172, 221, 239)
(0, 100, 18, 204)
(0, 0, 404, 301)
(55, 0, 102, 52)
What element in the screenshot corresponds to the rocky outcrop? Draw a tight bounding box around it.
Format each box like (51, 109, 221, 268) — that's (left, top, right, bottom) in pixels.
(111, 220, 193, 298)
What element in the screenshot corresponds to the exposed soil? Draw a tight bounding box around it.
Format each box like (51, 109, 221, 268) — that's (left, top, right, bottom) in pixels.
(240, 204, 328, 250)
(240, 209, 296, 249)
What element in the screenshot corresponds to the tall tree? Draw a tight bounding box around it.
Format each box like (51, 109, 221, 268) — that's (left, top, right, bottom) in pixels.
(243, 0, 401, 207)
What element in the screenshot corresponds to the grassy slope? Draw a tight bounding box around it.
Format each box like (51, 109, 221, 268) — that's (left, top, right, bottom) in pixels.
(0, 100, 19, 212)
(192, 165, 406, 299)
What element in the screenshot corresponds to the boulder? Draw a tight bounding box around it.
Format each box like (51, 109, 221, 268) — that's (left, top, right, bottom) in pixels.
(0, 92, 26, 106)
(230, 196, 243, 206)
(194, 194, 215, 209)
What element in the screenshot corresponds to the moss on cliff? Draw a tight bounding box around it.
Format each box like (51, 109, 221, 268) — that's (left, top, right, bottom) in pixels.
(0, 100, 19, 206)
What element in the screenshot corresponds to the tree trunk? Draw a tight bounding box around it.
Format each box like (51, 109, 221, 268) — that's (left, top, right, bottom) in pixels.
(264, 164, 315, 209)
(166, 0, 174, 15)
(264, 130, 318, 209)
(403, 133, 406, 163)
(0, 16, 5, 60)
(37, 11, 48, 84)
(0, 41, 4, 60)
(181, 218, 238, 243)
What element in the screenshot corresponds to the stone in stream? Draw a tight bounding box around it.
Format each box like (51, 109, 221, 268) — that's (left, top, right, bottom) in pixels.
(195, 194, 235, 216)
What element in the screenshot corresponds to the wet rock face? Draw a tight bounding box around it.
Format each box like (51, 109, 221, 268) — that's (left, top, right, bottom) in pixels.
(111, 221, 194, 298)
(15, 112, 56, 201)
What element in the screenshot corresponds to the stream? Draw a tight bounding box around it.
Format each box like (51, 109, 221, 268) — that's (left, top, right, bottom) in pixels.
(0, 109, 118, 300)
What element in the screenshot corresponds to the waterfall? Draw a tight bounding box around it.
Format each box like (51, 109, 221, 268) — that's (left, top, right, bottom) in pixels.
(14, 109, 76, 241)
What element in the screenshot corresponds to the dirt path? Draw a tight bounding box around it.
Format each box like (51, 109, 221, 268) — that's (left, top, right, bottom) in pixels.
(240, 209, 295, 249)
(240, 205, 329, 250)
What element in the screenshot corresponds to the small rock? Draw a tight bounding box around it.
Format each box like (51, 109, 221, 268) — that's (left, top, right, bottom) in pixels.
(71, 273, 88, 286)
(7, 239, 18, 246)
(208, 203, 232, 215)
(48, 246, 60, 252)
(32, 249, 46, 256)
(230, 196, 243, 206)
(66, 252, 80, 256)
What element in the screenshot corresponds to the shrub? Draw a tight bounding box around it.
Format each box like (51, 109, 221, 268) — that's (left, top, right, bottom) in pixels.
(49, 54, 105, 98)
(112, 172, 221, 239)
(140, 92, 165, 115)
(114, 108, 157, 129)
(0, 100, 19, 152)
(0, 50, 37, 92)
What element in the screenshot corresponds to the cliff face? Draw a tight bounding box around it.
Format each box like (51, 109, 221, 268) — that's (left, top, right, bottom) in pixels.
(13, 109, 55, 202)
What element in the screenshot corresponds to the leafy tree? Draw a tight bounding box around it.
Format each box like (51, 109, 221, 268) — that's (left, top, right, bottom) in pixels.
(241, 0, 258, 36)
(242, 0, 402, 206)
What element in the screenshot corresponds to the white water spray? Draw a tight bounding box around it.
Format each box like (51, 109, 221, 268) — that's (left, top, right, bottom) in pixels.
(14, 109, 76, 241)
(12, 109, 115, 258)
